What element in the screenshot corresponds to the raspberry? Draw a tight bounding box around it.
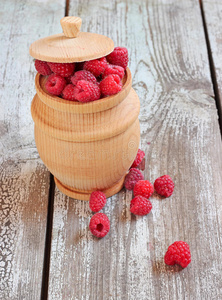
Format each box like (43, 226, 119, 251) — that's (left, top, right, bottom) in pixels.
(75, 62, 85, 71)
(74, 80, 100, 102)
(131, 149, 145, 168)
(89, 191, 107, 212)
(133, 180, 154, 199)
(61, 84, 78, 101)
(65, 76, 72, 84)
(154, 175, 174, 197)
(89, 213, 110, 238)
(130, 196, 152, 216)
(124, 168, 144, 190)
(45, 74, 66, 96)
(71, 70, 97, 86)
(34, 60, 52, 76)
(102, 64, 125, 79)
(47, 62, 75, 77)
(100, 74, 122, 96)
(164, 241, 191, 268)
(83, 57, 107, 77)
(106, 47, 129, 69)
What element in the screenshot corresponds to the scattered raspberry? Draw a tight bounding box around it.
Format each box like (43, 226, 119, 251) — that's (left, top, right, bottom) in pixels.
(71, 70, 97, 86)
(34, 60, 52, 76)
(124, 168, 144, 190)
(89, 213, 110, 238)
(47, 62, 75, 77)
(164, 241, 191, 268)
(83, 57, 107, 77)
(130, 196, 152, 216)
(74, 80, 100, 102)
(61, 84, 78, 101)
(133, 180, 154, 199)
(89, 191, 107, 212)
(131, 149, 145, 168)
(154, 175, 174, 197)
(100, 74, 122, 96)
(106, 47, 129, 69)
(45, 74, 66, 96)
(102, 64, 125, 79)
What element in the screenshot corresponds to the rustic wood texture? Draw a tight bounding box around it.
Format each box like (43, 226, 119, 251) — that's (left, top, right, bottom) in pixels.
(0, 0, 65, 298)
(48, 0, 222, 299)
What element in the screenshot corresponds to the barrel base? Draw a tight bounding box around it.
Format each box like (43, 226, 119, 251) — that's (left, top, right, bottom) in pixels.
(54, 176, 125, 201)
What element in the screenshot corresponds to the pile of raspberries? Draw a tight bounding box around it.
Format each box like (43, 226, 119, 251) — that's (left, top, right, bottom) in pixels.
(88, 149, 191, 269)
(34, 47, 128, 102)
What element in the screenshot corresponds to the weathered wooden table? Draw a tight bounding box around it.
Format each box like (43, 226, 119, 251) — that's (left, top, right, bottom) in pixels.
(1, 0, 222, 299)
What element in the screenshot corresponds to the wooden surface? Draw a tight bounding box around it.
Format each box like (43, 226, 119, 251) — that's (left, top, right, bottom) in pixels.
(0, 0, 222, 299)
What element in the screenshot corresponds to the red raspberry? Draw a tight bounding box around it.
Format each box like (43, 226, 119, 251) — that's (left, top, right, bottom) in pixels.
(47, 62, 75, 77)
(75, 62, 85, 71)
(102, 64, 125, 79)
(130, 196, 152, 216)
(106, 47, 129, 69)
(45, 74, 66, 96)
(131, 149, 145, 168)
(74, 80, 100, 102)
(154, 175, 174, 197)
(124, 168, 144, 190)
(61, 84, 78, 101)
(89, 191, 107, 212)
(71, 70, 97, 86)
(34, 60, 52, 76)
(100, 74, 122, 96)
(65, 76, 72, 84)
(89, 213, 110, 238)
(83, 57, 107, 77)
(164, 241, 191, 268)
(133, 180, 154, 199)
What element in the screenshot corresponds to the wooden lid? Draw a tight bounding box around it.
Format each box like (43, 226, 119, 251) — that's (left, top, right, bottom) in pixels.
(29, 16, 114, 63)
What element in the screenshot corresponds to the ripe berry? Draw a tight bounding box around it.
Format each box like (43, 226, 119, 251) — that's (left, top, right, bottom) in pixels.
(106, 47, 129, 69)
(89, 213, 110, 238)
(133, 180, 154, 199)
(130, 196, 152, 216)
(74, 80, 100, 102)
(100, 74, 122, 96)
(124, 168, 144, 190)
(34, 60, 52, 76)
(89, 191, 107, 212)
(71, 70, 97, 86)
(83, 57, 107, 77)
(45, 74, 66, 96)
(102, 64, 125, 79)
(154, 175, 174, 197)
(61, 84, 78, 101)
(131, 149, 145, 168)
(47, 62, 75, 77)
(164, 241, 191, 268)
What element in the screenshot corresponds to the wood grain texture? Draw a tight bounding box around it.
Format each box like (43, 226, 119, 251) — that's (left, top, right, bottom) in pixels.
(0, 0, 65, 298)
(48, 0, 222, 299)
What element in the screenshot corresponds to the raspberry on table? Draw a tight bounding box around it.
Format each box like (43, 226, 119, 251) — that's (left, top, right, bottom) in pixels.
(34, 59, 52, 76)
(71, 70, 97, 86)
(89, 191, 107, 212)
(164, 241, 191, 268)
(89, 213, 110, 238)
(124, 168, 144, 190)
(74, 80, 100, 102)
(130, 196, 152, 216)
(102, 64, 125, 79)
(61, 84, 78, 101)
(83, 57, 107, 77)
(106, 47, 129, 69)
(133, 180, 154, 199)
(131, 149, 145, 168)
(154, 175, 174, 197)
(47, 62, 75, 77)
(100, 74, 122, 96)
(45, 74, 66, 96)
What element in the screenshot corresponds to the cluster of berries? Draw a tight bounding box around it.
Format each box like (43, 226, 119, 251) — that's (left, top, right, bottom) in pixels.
(88, 149, 191, 268)
(34, 47, 128, 103)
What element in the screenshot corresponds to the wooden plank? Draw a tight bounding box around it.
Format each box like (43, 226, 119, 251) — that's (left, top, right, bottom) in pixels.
(0, 0, 65, 298)
(48, 0, 222, 299)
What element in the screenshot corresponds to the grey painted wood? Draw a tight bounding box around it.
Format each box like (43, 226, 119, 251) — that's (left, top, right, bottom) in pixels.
(0, 0, 65, 298)
(47, 0, 222, 299)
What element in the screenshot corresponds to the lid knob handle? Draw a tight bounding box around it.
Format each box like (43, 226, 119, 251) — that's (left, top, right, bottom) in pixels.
(60, 16, 82, 38)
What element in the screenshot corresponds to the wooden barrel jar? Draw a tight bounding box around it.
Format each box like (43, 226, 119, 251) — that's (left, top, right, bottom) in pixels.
(30, 17, 140, 200)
